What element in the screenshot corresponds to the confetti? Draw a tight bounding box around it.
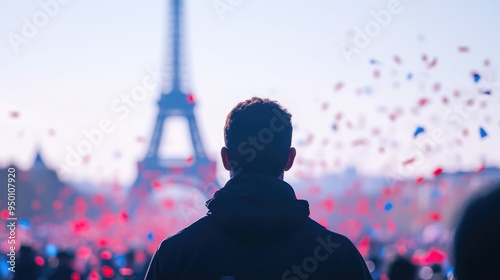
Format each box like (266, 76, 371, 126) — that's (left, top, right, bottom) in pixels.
(186, 93, 195, 103)
(473, 72, 481, 83)
(433, 83, 441, 92)
(136, 136, 146, 143)
(10, 111, 19, 118)
(428, 58, 438, 68)
(433, 167, 443, 177)
(416, 177, 424, 184)
(407, 73, 413, 80)
(316, 102, 328, 112)
(120, 212, 129, 221)
(418, 98, 429, 107)
(394, 56, 402, 64)
(479, 127, 488, 138)
(458, 46, 469, 53)
(147, 232, 154, 241)
(413, 126, 425, 138)
(403, 157, 415, 166)
(45, 244, 58, 257)
(384, 202, 393, 211)
(333, 81, 344, 92)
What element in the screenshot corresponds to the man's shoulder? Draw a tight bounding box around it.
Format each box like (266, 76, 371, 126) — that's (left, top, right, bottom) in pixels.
(301, 218, 357, 246)
(157, 216, 216, 251)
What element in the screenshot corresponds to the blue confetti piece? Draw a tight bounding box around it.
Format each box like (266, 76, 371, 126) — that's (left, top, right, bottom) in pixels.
(413, 126, 425, 138)
(364, 86, 372, 94)
(483, 90, 491, 95)
(384, 202, 393, 211)
(407, 72, 413, 80)
(332, 124, 337, 131)
(480, 127, 488, 138)
(473, 73, 481, 83)
(370, 59, 377, 65)
(147, 232, 154, 241)
(19, 219, 30, 229)
(45, 244, 58, 257)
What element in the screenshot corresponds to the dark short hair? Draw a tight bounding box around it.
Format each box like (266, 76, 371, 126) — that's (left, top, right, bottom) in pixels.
(453, 183, 500, 279)
(224, 97, 292, 176)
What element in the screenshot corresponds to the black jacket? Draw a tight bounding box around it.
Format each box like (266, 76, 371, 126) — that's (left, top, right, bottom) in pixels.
(145, 173, 372, 280)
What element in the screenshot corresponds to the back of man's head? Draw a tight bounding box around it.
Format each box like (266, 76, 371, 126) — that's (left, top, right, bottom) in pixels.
(224, 97, 292, 177)
(453, 183, 500, 279)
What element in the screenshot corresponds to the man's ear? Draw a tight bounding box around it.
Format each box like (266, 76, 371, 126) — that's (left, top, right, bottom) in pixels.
(284, 147, 296, 171)
(221, 147, 231, 171)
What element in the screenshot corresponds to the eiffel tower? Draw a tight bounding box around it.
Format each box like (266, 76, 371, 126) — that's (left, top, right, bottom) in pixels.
(128, 0, 219, 213)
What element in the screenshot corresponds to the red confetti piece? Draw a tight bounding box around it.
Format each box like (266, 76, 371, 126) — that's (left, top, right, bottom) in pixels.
(162, 198, 175, 209)
(1, 210, 9, 219)
(101, 265, 114, 278)
(415, 177, 424, 184)
(433, 83, 441, 92)
(93, 194, 105, 205)
(10, 111, 19, 118)
(77, 246, 92, 259)
(321, 102, 329, 110)
(97, 238, 108, 248)
(48, 129, 56, 136)
(394, 56, 401, 64)
(35, 256, 45, 266)
(322, 197, 335, 213)
(428, 58, 438, 68)
(120, 212, 129, 221)
(334, 81, 344, 92)
(89, 271, 99, 280)
(403, 157, 415, 166)
(334, 112, 343, 121)
(71, 273, 81, 280)
(152, 180, 162, 189)
(433, 167, 443, 177)
(373, 69, 381, 78)
(458, 46, 469, 53)
(136, 136, 146, 143)
(100, 250, 112, 260)
(52, 200, 63, 210)
(463, 129, 469, 137)
(186, 93, 195, 103)
(185, 156, 194, 164)
(484, 59, 490, 67)
(477, 165, 485, 173)
(442, 96, 449, 104)
(418, 98, 429, 107)
(422, 54, 428, 62)
(429, 212, 441, 221)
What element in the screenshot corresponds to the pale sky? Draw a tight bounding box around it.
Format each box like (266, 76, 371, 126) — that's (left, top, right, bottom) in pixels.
(1, 0, 499, 188)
